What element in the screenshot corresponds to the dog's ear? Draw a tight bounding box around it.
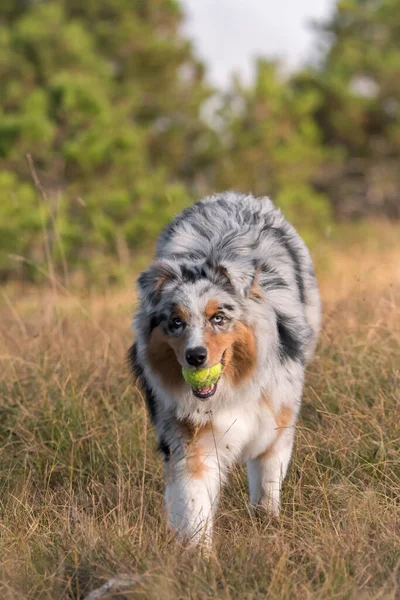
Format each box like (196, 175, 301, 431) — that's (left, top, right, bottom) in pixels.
(137, 260, 180, 305)
(206, 258, 260, 298)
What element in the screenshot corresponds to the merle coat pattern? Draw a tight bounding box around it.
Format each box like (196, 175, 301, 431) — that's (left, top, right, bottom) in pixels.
(130, 192, 321, 548)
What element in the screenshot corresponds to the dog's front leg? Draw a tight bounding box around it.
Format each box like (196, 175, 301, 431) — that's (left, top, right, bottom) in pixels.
(247, 422, 295, 516)
(164, 440, 224, 549)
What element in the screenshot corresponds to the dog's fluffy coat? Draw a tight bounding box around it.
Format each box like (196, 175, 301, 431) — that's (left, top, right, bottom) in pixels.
(130, 192, 321, 547)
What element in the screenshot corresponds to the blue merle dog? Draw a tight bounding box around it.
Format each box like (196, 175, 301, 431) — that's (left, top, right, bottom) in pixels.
(129, 192, 321, 549)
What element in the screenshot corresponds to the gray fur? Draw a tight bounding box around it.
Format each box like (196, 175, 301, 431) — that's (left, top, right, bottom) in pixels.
(131, 192, 321, 547)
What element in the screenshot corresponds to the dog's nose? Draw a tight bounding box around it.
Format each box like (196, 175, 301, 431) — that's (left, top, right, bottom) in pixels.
(185, 346, 207, 367)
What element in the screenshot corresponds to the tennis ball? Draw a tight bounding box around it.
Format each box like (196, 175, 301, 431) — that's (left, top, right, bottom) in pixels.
(182, 363, 222, 388)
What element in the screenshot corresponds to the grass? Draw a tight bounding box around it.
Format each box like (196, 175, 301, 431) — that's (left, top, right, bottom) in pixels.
(0, 225, 399, 599)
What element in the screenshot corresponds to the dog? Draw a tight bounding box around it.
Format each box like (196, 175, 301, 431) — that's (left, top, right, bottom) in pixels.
(129, 192, 321, 548)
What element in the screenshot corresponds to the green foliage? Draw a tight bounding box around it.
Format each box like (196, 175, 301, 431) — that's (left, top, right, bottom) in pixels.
(1, 0, 398, 281)
(317, 0, 400, 156)
(214, 60, 332, 235)
(0, 172, 44, 279)
(297, 0, 400, 217)
(0, 0, 210, 281)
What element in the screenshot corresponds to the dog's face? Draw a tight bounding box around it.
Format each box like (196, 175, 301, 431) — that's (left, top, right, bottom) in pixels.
(137, 260, 258, 399)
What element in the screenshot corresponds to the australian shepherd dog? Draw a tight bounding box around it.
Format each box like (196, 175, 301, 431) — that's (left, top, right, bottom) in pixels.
(129, 192, 321, 549)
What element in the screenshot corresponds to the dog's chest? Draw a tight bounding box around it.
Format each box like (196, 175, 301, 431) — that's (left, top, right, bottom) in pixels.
(240, 408, 278, 461)
(213, 403, 278, 463)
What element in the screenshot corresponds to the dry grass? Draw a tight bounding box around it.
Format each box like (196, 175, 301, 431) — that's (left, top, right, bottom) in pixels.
(1, 225, 399, 599)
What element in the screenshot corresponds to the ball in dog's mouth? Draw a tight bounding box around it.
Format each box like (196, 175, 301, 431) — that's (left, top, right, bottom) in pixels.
(183, 354, 227, 400)
(192, 382, 218, 400)
(182, 363, 222, 399)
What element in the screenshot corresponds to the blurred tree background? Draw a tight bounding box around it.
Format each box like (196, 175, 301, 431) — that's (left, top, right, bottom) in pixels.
(0, 0, 399, 283)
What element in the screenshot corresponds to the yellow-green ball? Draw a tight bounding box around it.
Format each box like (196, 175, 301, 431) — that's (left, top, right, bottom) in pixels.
(182, 363, 222, 388)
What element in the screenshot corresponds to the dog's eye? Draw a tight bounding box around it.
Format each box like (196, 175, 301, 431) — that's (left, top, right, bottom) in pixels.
(172, 317, 184, 329)
(211, 314, 224, 325)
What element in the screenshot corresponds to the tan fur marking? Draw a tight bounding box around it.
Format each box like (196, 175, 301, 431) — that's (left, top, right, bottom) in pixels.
(249, 269, 264, 301)
(276, 404, 293, 429)
(180, 420, 213, 479)
(204, 328, 236, 367)
(223, 322, 257, 386)
(205, 300, 220, 319)
(258, 444, 274, 461)
(260, 390, 273, 412)
(147, 327, 183, 389)
(257, 404, 294, 461)
(250, 285, 263, 302)
(187, 444, 209, 479)
(155, 273, 169, 292)
(179, 420, 213, 443)
(195, 422, 213, 439)
(177, 417, 195, 439)
(175, 305, 189, 321)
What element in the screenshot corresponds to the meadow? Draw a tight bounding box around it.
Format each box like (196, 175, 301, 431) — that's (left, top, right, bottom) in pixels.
(0, 224, 399, 599)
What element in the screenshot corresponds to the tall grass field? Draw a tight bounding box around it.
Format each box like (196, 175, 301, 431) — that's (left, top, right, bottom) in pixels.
(1, 225, 399, 599)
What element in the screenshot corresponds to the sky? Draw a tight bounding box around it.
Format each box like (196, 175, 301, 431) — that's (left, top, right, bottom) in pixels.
(181, 0, 337, 87)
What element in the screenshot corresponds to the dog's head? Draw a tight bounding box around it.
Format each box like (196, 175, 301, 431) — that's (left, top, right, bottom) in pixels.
(137, 259, 259, 399)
